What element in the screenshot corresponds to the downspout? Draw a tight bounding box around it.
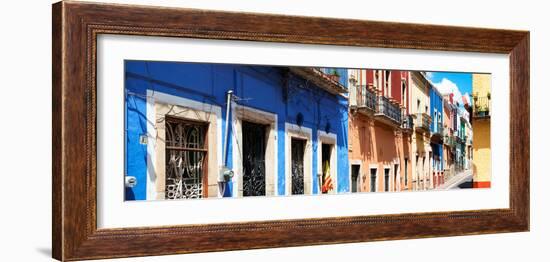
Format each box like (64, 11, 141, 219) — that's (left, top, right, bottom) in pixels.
(222, 90, 233, 167)
(218, 90, 234, 197)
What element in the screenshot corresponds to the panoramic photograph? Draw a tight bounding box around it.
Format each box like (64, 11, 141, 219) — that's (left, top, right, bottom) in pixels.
(123, 61, 492, 201)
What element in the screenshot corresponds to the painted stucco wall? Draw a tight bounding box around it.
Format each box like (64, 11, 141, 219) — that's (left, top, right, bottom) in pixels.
(472, 74, 492, 188)
(409, 72, 432, 190)
(410, 72, 430, 115)
(401, 131, 413, 190)
(124, 61, 350, 200)
(125, 90, 148, 201)
(430, 87, 443, 133)
(443, 102, 452, 131)
(348, 114, 407, 192)
(411, 131, 432, 189)
(473, 121, 491, 186)
(442, 103, 455, 172)
(430, 86, 444, 172)
(347, 69, 410, 193)
(473, 73, 491, 99)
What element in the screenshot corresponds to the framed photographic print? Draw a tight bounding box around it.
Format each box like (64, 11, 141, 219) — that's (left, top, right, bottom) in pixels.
(52, 1, 529, 261)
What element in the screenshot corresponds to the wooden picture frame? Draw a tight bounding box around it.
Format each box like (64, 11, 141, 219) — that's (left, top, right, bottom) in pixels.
(52, 1, 529, 261)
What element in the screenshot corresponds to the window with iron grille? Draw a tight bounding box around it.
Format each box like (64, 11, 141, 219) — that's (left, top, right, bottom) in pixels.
(242, 121, 267, 197)
(291, 138, 306, 195)
(164, 116, 208, 200)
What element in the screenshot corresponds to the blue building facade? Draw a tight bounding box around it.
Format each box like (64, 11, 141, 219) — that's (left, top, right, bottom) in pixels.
(124, 61, 350, 200)
(429, 86, 444, 175)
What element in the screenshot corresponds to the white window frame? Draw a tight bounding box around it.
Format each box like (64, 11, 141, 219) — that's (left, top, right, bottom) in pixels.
(369, 164, 378, 193)
(231, 104, 278, 197)
(349, 160, 362, 193)
(317, 130, 338, 194)
(285, 123, 313, 195)
(383, 166, 391, 192)
(146, 90, 223, 200)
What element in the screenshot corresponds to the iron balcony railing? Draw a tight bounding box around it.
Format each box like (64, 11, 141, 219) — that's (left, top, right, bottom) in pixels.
(433, 122, 443, 136)
(415, 113, 431, 131)
(402, 113, 414, 130)
(473, 96, 491, 118)
(444, 135, 457, 147)
(355, 84, 377, 111)
(289, 67, 348, 95)
(376, 96, 402, 124)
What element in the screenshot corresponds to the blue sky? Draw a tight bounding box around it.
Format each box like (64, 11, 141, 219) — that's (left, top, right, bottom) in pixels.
(425, 71, 473, 106)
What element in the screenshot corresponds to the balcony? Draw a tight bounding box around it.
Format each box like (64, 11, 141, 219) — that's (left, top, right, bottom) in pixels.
(455, 135, 465, 144)
(414, 113, 431, 133)
(444, 135, 456, 147)
(288, 67, 348, 95)
(443, 128, 456, 147)
(445, 138, 456, 147)
(431, 122, 444, 143)
(351, 84, 377, 114)
(375, 95, 402, 126)
(433, 122, 443, 135)
(402, 113, 414, 132)
(473, 96, 491, 119)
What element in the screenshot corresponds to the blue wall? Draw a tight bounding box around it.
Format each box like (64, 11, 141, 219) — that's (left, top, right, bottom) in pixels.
(124, 61, 349, 200)
(430, 88, 443, 133)
(430, 87, 444, 171)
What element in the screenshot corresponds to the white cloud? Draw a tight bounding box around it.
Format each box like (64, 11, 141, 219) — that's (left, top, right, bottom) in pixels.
(425, 72, 434, 80)
(432, 78, 463, 105)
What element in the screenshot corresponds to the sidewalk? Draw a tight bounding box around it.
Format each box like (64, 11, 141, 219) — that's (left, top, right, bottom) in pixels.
(437, 169, 473, 190)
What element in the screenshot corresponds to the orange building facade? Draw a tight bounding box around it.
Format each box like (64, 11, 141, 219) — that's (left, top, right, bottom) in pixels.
(348, 69, 413, 193)
(442, 94, 457, 181)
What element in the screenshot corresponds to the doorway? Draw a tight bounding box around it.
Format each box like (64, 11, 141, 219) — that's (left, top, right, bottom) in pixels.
(394, 164, 399, 192)
(291, 138, 306, 195)
(321, 143, 333, 194)
(351, 164, 360, 193)
(404, 158, 409, 189)
(370, 168, 377, 192)
(242, 121, 267, 197)
(384, 168, 390, 192)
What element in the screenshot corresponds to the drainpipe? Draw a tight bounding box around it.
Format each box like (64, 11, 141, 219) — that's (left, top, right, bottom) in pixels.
(222, 90, 233, 166)
(218, 90, 234, 197)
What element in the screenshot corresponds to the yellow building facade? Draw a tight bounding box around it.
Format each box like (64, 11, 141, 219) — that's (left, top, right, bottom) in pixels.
(409, 72, 432, 190)
(472, 74, 491, 188)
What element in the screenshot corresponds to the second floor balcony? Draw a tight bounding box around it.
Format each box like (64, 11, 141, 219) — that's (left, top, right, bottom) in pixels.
(443, 128, 456, 147)
(444, 135, 457, 147)
(402, 113, 414, 132)
(473, 96, 491, 119)
(431, 122, 443, 140)
(414, 113, 431, 133)
(455, 134, 465, 144)
(430, 122, 444, 144)
(350, 84, 377, 113)
(289, 67, 348, 95)
(375, 95, 402, 126)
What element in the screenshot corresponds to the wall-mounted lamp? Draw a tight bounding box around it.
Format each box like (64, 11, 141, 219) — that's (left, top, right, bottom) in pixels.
(218, 166, 234, 197)
(296, 113, 304, 127)
(125, 176, 137, 188)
